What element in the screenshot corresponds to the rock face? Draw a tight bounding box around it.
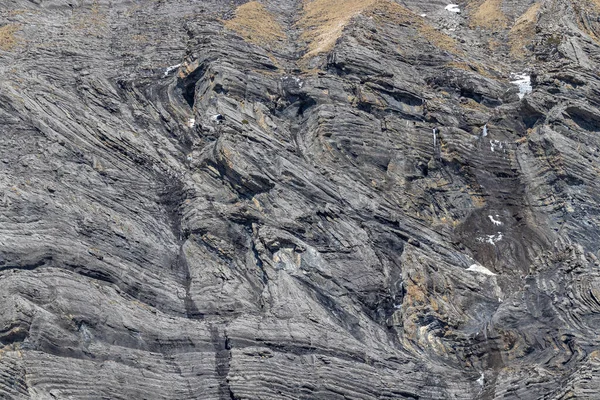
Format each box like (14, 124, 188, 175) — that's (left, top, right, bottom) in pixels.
(1, 0, 600, 398)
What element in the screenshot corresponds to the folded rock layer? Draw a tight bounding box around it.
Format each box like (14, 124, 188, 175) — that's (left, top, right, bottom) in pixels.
(1, 0, 599, 399)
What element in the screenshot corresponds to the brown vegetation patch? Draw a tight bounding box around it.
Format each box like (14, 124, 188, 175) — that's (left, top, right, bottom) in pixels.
(0, 24, 19, 51)
(470, 0, 508, 29)
(365, 1, 459, 54)
(298, 0, 377, 57)
(509, 2, 541, 57)
(223, 1, 285, 48)
(223, 0, 459, 59)
(417, 23, 459, 55)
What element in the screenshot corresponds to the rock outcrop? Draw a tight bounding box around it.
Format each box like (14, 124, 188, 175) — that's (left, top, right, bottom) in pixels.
(1, 0, 599, 399)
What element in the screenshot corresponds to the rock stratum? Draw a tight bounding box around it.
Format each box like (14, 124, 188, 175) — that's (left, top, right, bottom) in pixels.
(1, 0, 600, 399)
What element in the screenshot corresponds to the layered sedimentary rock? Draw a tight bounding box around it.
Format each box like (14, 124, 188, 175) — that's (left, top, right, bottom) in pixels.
(1, 0, 599, 399)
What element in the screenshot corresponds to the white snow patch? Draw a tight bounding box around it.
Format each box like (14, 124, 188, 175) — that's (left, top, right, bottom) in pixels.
(445, 4, 460, 13)
(510, 74, 532, 99)
(187, 118, 196, 128)
(488, 215, 502, 226)
(433, 128, 437, 147)
(490, 139, 503, 152)
(477, 372, 485, 386)
(164, 63, 181, 77)
(467, 264, 497, 276)
(421, 13, 427, 17)
(482, 124, 488, 137)
(79, 323, 93, 341)
(282, 75, 304, 88)
(477, 233, 503, 245)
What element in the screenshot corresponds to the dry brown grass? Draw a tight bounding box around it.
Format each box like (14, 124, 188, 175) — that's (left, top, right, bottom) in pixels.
(470, 194, 486, 208)
(488, 37, 503, 52)
(417, 24, 459, 54)
(509, 2, 541, 57)
(512, 3, 542, 33)
(0, 24, 19, 51)
(223, 1, 285, 48)
(215, 0, 458, 59)
(298, 0, 377, 57)
(462, 98, 489, 111)
(365, 1, 459, 54)
(470, 0, 508, 29)
(296, 0, 459, 58)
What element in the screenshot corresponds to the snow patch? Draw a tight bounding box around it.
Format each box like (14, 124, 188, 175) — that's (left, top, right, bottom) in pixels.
(477, 233, 503, 245)
(421, 13, 427, 17)
(282, 75, 304, 88)
(164, 63, 181, 77)
(445, 4, 460, 13)
(187, 118, 196, 128)
(477, 372, 485, 386)
(490, 140, 503, 152)
(482, 124, 488, 137)
(510, 74, 532, 99)
(488, 215, 502, 226)
(467, 264, 497, 276)
(79, 323, 93, 341)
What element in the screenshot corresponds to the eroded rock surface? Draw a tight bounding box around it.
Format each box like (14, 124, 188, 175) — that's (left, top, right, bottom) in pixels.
(1, 0, 600, 399)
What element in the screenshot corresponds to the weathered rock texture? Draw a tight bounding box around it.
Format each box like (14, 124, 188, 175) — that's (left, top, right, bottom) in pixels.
(1, 0, 600, 398)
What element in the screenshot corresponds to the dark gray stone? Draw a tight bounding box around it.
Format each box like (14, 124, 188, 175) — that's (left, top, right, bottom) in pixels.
(1, 0, 600, 399)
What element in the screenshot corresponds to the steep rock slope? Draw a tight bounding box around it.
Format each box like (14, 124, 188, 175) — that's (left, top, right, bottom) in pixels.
(0, 0, 599, 399)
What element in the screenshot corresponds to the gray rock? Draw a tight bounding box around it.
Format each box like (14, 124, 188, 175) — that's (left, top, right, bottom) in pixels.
(1, 0, 600, 399)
